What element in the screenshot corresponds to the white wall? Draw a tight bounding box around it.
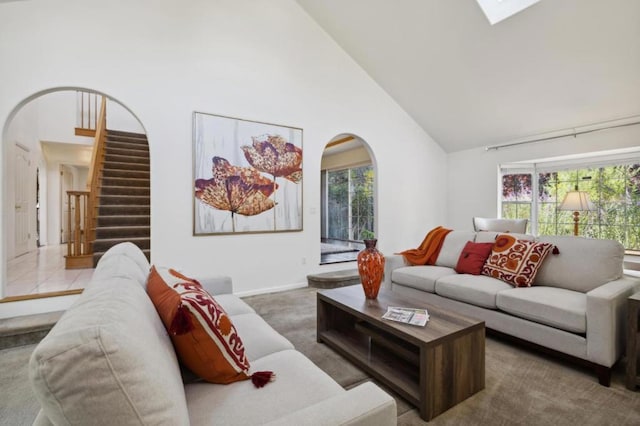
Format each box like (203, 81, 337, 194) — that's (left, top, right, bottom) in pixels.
(447, 125, 640, 231)
(0, 0, 447, 308)
(107, 99, 144, 133)
(36, 91, 94, 145)
(36, 91, 144, 141)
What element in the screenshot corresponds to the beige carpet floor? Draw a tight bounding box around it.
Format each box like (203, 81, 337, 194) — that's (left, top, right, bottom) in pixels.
(242, 286, 640, 426)
(2, 286, 639, 425)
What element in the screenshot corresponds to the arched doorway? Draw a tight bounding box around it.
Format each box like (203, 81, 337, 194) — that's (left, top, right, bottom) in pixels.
(320, 134, 377, 264)
(1, 88, 148, 300)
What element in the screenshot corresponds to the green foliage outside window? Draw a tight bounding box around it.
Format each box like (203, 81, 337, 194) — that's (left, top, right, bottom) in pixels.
(327, 165, 374, 241)
(501, 164, 640, 250)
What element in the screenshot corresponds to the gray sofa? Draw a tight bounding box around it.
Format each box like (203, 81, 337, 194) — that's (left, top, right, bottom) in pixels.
(384, 230, 640, 385)
(29, 243, 396, 425)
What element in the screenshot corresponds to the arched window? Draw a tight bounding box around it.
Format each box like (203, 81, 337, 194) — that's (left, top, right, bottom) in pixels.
(320, 135, 376, 264)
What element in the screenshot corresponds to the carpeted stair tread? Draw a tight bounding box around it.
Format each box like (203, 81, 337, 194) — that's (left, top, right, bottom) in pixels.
(102, 169, 150, 179)
(106, 129, 147, 138)
(0, 311, 63, 349)
(104, 155, 150, 166)
(101, 177, 150, 187)
(105, 147, 149, 158)
(106, 137, 148, 146)
(106, 141, 149, 152)
(98, 195, 150, 205)
(96, 215, 150, 226)
(106, 132, 148, 140)
(100, 185, 150, 196)
(95, 226, 150, 239)
(98, 205, 150, 215)
(102, 161, 149, 171)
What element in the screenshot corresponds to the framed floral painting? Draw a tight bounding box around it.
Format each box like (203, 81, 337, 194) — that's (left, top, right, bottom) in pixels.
(193, 112, 303, 235)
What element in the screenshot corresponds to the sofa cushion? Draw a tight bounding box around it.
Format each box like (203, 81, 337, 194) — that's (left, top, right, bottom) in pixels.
(29, 278, 190, 426)
(482, 235, 553, 287)
(435, 231, 477, 268)
(185, 350, 344, 426)
(455, 241, 494, 275)
(497, 287, 587, 333)
(435, 274, 513, 309)
(215, 294, 256, 316)
(147, 266, 251, 384)
(534, 235, 624, 292)
(392, 265, 457, 293)
(230, 313, 295, 361)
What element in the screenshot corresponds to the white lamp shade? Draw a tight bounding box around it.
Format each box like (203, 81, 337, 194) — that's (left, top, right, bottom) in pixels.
(559, 190, 595, 211)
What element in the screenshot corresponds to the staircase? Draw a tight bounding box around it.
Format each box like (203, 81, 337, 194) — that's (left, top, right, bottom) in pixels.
(92, 130, 150, 266)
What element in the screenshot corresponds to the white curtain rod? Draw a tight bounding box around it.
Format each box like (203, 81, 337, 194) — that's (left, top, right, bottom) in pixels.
(485, 116, 640, 151)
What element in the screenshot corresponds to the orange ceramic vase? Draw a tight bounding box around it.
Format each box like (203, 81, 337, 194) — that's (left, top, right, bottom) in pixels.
(357, 239, 385, 299)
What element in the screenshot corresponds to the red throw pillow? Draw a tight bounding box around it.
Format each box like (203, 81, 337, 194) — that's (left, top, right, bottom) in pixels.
(481, 234, 553, 287)
(147, 266, 273, 387)
(455, 241, 494, 275)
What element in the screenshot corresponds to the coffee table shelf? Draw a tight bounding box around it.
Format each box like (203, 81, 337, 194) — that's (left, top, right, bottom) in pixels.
(317, 286, 485, 421)
(319, 328, 421, 405)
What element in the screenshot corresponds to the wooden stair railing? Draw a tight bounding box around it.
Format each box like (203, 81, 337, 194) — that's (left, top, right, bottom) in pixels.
(64, 191, 91, 269)
(75, 90, 100, 137)
(65, 96, 107, 269)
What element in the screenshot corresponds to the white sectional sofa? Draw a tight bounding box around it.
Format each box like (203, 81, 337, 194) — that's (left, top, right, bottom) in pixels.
(384, 231, 640, 386)
(29, 243, 396, 425)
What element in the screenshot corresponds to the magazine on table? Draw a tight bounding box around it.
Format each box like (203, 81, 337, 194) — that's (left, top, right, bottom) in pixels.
(382, 306, 429, 326)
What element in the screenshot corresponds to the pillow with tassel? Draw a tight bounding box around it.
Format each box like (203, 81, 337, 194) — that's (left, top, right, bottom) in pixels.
(147, 266, 274, 387)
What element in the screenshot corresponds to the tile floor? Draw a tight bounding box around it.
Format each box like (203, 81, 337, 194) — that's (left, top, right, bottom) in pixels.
(320, 238, 364, 265)
(5, 245, 94, 298)
(3, 239, 365, 296)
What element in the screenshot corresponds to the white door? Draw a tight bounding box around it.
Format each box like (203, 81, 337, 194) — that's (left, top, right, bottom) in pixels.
(60, 165, 74, 244)
(14, 145, 30, 256)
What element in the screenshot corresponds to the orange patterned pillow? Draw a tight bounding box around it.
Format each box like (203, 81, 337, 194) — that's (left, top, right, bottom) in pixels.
(147, 266, 251, 384)
(481, 235, 553, 287)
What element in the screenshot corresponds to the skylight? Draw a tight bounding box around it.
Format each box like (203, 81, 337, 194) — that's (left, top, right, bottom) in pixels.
(476, 0, 541, 25)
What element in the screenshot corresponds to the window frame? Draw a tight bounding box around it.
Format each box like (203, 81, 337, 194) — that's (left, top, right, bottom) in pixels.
(322, 163, 374, 242)
(500, 153, 640, 251)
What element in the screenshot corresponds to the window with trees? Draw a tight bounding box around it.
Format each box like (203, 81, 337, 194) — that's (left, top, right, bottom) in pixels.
(501, 161, 640, 250)
(324, 165, 374, 241)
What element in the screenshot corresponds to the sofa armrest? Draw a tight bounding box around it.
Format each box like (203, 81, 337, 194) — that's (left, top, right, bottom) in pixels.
(196, 275, 233, 295)
(586, 275, 640, 366)
(382, 255, 409, 290)
(263, 382, 396, 426)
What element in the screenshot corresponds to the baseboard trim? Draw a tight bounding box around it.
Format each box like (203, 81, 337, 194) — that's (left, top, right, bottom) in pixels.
(235, 282, 308, 298)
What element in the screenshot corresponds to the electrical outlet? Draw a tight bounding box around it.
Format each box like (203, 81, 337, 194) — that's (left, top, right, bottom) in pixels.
(301, 257, 306, 265)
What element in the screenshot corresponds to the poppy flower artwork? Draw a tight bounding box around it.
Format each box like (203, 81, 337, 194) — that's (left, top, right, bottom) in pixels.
(241, 134, 303, 183)
(193, 112, 303, 235)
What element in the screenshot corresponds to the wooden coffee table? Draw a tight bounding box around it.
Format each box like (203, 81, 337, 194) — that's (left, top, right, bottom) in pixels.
(317, 286, 485, 421)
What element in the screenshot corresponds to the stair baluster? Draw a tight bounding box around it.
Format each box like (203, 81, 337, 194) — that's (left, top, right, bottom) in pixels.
(64, 191, 92, 268)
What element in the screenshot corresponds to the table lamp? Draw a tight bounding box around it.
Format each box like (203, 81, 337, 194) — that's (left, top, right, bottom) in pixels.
(558, 185, 595, 236)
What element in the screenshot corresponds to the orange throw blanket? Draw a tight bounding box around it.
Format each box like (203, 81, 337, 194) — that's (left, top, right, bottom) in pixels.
(398, 226, 453, 265)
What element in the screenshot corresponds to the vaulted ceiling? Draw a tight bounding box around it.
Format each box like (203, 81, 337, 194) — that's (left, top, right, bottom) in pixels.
(297, 0, 640, 152)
